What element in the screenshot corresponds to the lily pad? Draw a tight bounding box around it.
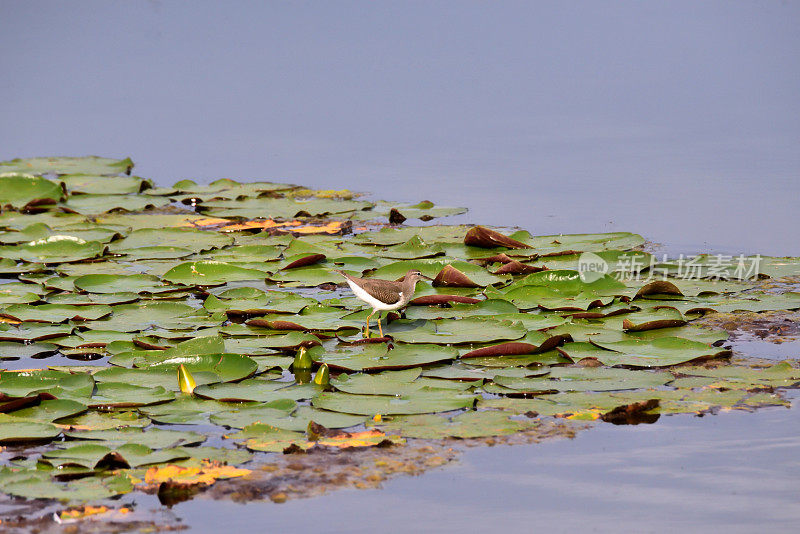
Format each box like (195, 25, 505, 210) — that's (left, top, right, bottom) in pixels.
(0, 174, 63, 208)
(375, 411, 535, 439)
(0, 156, 134, 176)
(391, 317, 527, 344)
(0, 421, 61, 443)
(73, 273, 175, 294)
(59, 174, 146, 195)
(0, 303, 112, 323)
(313, 343, 458, 371)
(162, 261, 267, 285)
(1, 236, 106, 263)
(63, 194, 170, 215)
(312, 390, 477, 415)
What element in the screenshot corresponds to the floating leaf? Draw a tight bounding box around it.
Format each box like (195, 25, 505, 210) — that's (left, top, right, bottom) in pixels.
(0, 174, 64, 208)
(73, 274, 174, 294)
(391, 317, 526, 344)
(0, 421, 61, 443)
(312, 390, 477, 415)
(63, 194, 170, 215)
(1, 236, 106, 264)
(0, 156, 133, 176)
(162, 261, 266, 285)
(314, 343, 457, 372)
(0, 303, 112, 323)
(375, 411, 535, 439)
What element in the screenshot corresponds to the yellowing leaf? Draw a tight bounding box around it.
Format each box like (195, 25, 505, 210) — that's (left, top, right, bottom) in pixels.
(178, 217, 232, 227)
(142, 462, 250, 487)
(312, 429, 400, 449)
(178, 364, 197, 394)
(221, 220, 302, 231)
(281, 221, 345, 235)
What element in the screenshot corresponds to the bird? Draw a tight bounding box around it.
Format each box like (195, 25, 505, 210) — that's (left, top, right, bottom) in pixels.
(334, 269, 431, 338)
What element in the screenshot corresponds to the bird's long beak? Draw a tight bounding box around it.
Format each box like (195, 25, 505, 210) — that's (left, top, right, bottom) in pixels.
(420, 274, 434, 281)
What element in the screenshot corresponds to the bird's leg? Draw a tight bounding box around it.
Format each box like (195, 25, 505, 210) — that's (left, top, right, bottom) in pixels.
(377, 312, 384, 338)
(364, 309, 376, 338)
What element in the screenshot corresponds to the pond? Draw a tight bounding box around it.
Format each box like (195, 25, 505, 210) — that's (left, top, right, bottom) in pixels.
(1, 2, 798, 532)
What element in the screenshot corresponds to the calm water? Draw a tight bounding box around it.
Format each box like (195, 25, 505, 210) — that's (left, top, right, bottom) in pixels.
(1, 2, 799, 531)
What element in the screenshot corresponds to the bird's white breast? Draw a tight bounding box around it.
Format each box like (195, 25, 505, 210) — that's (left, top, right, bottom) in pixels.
(345, 279, 404, 311)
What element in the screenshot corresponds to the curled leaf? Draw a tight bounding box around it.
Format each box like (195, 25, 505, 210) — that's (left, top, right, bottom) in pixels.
(178, 364, 197, 395)
(314, 363, 330, 386)
(464, 226, 529, 249)
(432, 265, 480, 288)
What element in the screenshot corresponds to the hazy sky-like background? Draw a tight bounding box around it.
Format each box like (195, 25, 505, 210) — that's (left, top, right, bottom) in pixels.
(1, 1, 798, 254)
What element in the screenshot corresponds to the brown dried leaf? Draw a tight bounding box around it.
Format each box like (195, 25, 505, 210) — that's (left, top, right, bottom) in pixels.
(432, 265, 480, 288)
(409, 295, 481, 305)
(464, 226, 529, 249)
(282, 254, 327, 270)
(492, 260, 546, 275)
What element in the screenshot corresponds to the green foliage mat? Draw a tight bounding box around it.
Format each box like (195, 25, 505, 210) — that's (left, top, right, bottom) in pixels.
(0, 156, 798, 503)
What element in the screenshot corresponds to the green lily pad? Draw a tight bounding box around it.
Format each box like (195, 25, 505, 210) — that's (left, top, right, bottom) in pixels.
(0, 303, 112, 323)
(204, 289, 315, 315)
(376, 236, 445, 259)
(162, 261, 267, 285)
(58, 410, 150, 430)
(331, 369, 471, 395)
(0, 370, 94, 397)
(229, 423, 309, 453)
(314, 343, 458, 371)
(108, 227, 233, 254)
(405, 299, 517, 320)
(493, 367, 672, 393)
(88, 301, 211, 332)
(312, 390, 477, 415)
(73, 273, 174, 294)
(374, 411, 535, 439)
(93, 353, 257, 390)
(0, 469, 134, 501)
(90, 382, 176, 407)
(391, 317, 527, 344)
(59, 174, 146, 195)
(209, 403, 362, 431)
(63, 427, 206, 449)
(0, 174, 63, 208)
(6, 398, 88, 422)
(194, 378, 309, 403)
(579, 337, 732, 367)
(0, 341, 59, 360)
(198, 197, 373, 219)
(1, 236, 106, 263)
(0, 421, 61, 443)
(0, 156, 134, 176)
(62, 194, 170, 215)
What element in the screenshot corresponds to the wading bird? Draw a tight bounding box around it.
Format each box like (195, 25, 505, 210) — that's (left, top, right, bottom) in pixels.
(334, 269, 431, 338)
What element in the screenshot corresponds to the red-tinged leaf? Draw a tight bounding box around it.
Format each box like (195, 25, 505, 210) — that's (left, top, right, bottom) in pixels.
(282, 253, 326, 270)
(464, 226, 529, 249)
(246, 318, 306, 331)
(409, 294, 481, 305)
(432, 265, 480, 288)
(492, 260, 546, 275)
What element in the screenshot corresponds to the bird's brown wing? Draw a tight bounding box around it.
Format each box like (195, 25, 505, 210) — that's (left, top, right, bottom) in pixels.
(350, 278, 403, 304)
